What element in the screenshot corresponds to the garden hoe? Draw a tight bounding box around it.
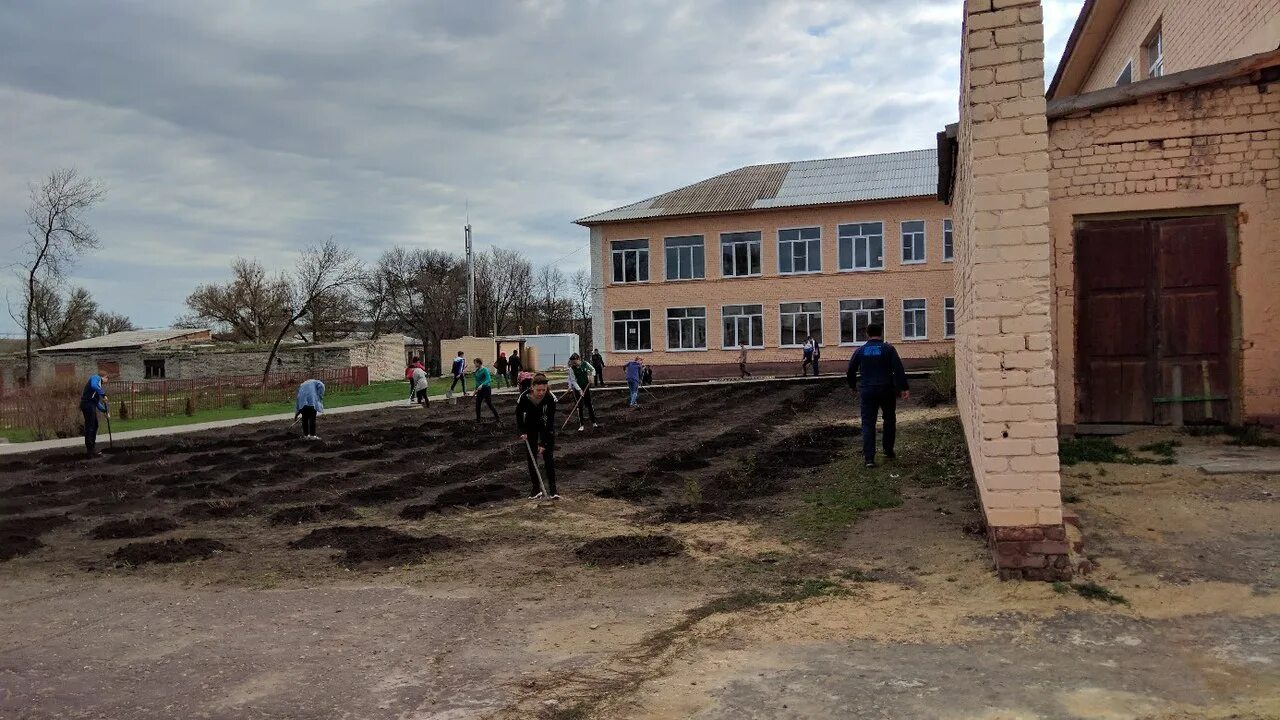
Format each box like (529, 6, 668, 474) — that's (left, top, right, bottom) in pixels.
(560, 392, 585, 431)
(105, 411, 114, 449)
(523, 439, 551, 499)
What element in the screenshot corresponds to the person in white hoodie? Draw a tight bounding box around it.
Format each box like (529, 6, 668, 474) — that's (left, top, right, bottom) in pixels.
(410, 365, 431, 407)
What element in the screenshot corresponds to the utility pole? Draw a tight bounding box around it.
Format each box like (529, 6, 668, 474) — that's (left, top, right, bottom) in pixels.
(465, 219, 475, 336)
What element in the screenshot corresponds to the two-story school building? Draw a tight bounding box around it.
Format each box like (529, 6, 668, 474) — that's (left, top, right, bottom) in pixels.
(576, 148, 955, 381)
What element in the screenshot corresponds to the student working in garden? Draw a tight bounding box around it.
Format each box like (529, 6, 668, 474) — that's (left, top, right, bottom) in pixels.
(295, 379, 326, 441)
(473, 357, 499, 423)
(447, 350, 468, 399)
(845, 323, 909, 468)
(79, 373, 110, 458)
(516, 373, 559, 500)
(565, 353, 601, 432)
(410, 364, 430, 407)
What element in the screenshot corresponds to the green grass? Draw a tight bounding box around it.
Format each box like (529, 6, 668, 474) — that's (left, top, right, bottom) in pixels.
(1059, 437, 1176, 466)
(1071, 582, 1129, 605)
(1181, 424, 1280, 447)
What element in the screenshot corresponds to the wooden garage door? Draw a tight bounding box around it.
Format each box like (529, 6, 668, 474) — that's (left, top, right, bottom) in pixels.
(1075, 215, 1232, 424)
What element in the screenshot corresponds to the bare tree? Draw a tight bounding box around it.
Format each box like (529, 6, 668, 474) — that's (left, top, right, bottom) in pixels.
(88, 311, 135, 336)
(30, 283, 98, 346)
(181, 258, 292, 342)
(369, 247, 465, 372)
(261, 239, 365, 382)
(571, 269, 593, 349)
(474, 248, 532, 335)
(16, 168, 105, 377)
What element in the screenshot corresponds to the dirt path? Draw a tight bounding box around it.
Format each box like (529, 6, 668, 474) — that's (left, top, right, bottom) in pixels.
(1, 379, 1277, 719)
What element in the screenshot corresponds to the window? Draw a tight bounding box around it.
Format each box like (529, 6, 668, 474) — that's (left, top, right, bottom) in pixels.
(902, 299, 928, 340)
(1144, 24, 1163, 78)
(144, 358, 166, 379)
(1116, 60, 1133, 86)
(666, 307, 707, 350)
(720, 231, 762, 277)
(943, 219, 954, 261)
(837, 222, 884, 271)
(612, 309, 651, 351)
(901, 220, 926, 264)
(944, 297, 956, 338)
(664, 236, 705, 281)
(779, 301, 822, 347)
(722, 304, 764, 348)
(611, 239, 649, 284)
(778, 227, 821, 274)
(839, 299, 884, 345)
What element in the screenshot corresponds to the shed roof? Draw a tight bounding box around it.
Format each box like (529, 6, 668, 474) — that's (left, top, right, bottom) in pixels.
(575, 148, 938, 225)
(37, 328, 211, 354)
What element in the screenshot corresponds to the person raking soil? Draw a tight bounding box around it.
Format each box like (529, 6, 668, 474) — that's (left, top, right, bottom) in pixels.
(295, 379, 326, 441)
(447, 350, 468, 399)
(590, 348, 605, 387)
(473, 357, 500, 423)
(845, 323, 909, 468)
(405, 358, 426, 405)
(410, 364, 430, 408)
(516, 373, 560, 500)
(624, 356, 645, 408)
(78, 372, 110, 458)
(566, 353, 601, 432)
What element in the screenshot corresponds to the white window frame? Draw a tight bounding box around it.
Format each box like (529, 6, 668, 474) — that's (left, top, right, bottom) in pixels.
(1144, 24, 1163, 79)
(902, 298, 928, 341)
(610, 239, 650, 284)
(721, 303, 764, 349)
(720, 230, 763, 278)
(900, 220, 926, 265)
(837, 221, 885, 272)
(838, 298, 885, 346)
(1116, 59, 1133, 86)
(778, 300, 823, 348)
(943, 219, 954, 262)
(612, 308, 652, 352)
(944, 297, 956, 339)
(777, 226, 822, 275)
(663, 235, 705, 282)
(665, 306, 708, 351)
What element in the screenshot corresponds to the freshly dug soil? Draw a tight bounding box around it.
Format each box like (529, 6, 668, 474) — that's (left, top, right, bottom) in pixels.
(1, 479, 64, 498)
(649, 502, 732, 524)
(111, 538, 229, 566)
(575, 534, 684, 566)
(177, 500, 256, 520)
(90, 517, 179, 540)
(154, 482, 246, 500)
(429, 484, 520, 510)
(289, 525, 456, 566)
(1, 534, 44, 561)
(0, 514, 72, 537)
(342, 483, 421, 505)
(147, 472, 205, 487)
(268, 504, 359, 526)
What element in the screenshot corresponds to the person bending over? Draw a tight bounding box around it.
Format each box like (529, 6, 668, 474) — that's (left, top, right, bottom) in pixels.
(566, 353, 601, 432)
(295, 379, 327, 441)
(516, 373, 559, 500)
(79, 372, 110, 457)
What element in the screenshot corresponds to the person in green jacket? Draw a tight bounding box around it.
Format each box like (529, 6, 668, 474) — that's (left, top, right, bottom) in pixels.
(473, 357, 499, 423)
(566, 353, 601, 432)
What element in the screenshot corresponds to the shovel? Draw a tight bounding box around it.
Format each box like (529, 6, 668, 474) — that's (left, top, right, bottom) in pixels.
(105, 411, 114, 449)
(523, 438, 550, 498)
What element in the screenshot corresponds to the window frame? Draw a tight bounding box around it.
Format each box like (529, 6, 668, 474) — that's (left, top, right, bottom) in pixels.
(836, 220, 886, 272)
(719, 230, 763, 278)
(664, 306, 708, 352)
(1144, 23, 1163, 79)
(611, 308, 653, 352)
(777, 226, 822, 275)
(838, 298, 886, 347)
(943, 218, 954, 262)
(721, 303, 765, 349)
(778, 300, 823, 349)
(610, 239, 650, 285)
(902, 298, 928, 341)
(663, 235, 705, 282)
(944, 297, 956, 339)
(900, 219, 927, 265)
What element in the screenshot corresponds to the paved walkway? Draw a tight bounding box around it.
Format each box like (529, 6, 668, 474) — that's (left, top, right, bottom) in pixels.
(1177, 444, 1280, 475)
(0, 373, 878, 456)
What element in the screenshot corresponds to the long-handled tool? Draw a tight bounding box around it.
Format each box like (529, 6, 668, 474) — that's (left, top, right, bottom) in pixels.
(105, 411, 114, 449)
(560, 390, 585, 431)
(523, 438, 550, 498)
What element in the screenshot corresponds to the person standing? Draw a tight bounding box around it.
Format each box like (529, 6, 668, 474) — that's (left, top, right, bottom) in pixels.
(624, 356, 644, 408)
(566, 353, 601, 432)
(411, 365, 430, 407)
(812, 338, 822, 376)
(738, 344, 752, 379)
(494, 352, 509, 388)
(473, 357, 500, 423)
(508, 350, 523, 386)
(590, 349, 605, 387)
(846, 323, 909, 468)
(405, 358, 425, 404)
(447, 351, 468, 399)
(516, 373, 559, 500)
(802, 335, 816, 376)
(295, 379, 326, 441)
(78, 372, 110, 458)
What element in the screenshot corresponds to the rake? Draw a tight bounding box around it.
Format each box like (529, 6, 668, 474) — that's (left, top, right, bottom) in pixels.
(523, 438, 551, 498)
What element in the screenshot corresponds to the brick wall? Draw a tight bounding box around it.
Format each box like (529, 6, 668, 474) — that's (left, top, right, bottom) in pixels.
(592, 198, 956, 376)
(957, 0, 1069, 580)
(1081, 0, 1280, 93)
(1049, 76, 1280, 425)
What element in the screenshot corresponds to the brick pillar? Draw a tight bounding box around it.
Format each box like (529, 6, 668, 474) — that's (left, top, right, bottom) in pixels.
(954, 0, 1069, 581)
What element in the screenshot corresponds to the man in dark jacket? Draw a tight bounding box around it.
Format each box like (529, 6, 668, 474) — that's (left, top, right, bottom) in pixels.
(516, 373, 559, 499)
(846, 324, 909, 468)
(507, 350, 523, 386)
(494, 353, 509, 388)
(79, 373, 110, 457)
(590, 349, 605, 387)
(447, 350, 468, 399)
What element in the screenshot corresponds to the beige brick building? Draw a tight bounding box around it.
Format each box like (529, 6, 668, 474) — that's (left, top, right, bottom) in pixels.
(577, 151, 955, 380)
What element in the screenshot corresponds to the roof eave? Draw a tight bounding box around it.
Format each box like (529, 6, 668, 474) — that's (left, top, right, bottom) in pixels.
(573, 193, 938, 227)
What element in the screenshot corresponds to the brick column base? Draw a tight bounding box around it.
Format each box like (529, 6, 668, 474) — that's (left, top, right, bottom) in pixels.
(990, 524, 1072, 581)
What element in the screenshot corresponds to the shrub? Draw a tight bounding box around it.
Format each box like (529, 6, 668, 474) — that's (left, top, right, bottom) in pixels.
(239, 392, 253, 410)
(12, 377, 83, 440)
(184, 396, 196, 416)
(919, 352, 957, 407)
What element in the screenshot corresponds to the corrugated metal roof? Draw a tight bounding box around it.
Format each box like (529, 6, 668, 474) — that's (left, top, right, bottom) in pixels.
(38, 328, 210, 353)
(575, 148, 937, 225)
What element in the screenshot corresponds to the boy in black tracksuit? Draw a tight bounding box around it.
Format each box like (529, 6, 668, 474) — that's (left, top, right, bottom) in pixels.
(846, 323, 910, 467)
(516, 373, 559, 499)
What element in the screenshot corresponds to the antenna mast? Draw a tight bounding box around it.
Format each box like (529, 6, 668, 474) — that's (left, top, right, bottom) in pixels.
(465, 205, 475, 336)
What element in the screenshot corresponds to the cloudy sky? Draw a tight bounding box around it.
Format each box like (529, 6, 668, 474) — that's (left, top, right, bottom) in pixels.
(0, 0, 1084, 334)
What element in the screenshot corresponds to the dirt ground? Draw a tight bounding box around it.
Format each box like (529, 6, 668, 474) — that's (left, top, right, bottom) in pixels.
(0, 378, 1276, 719)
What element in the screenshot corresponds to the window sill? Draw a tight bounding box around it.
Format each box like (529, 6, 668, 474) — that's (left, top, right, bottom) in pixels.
(943, 258, 954, 263)
(838, 341, 869, 347)
(720, 273, 764, 280)
(900, 260, 927, 266)
(613, 348, 654, 353)
(663, 276, 706, 283)
(900, 336, 930, 342)
(721, 346, 765, 351)
(838, 267, 885, 273)
(779, 270, 822, 276)
(665, 347, 709, 352)
(610, 280, 652, 286)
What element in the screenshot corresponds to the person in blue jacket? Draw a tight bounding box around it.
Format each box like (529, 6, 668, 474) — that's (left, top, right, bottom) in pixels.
(623, 356, 645, 408)
(79, 373, 110, 457)
(447, 351, 468, 399)
(846, 323, 909, 468)
(295, 379, 326, 440)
